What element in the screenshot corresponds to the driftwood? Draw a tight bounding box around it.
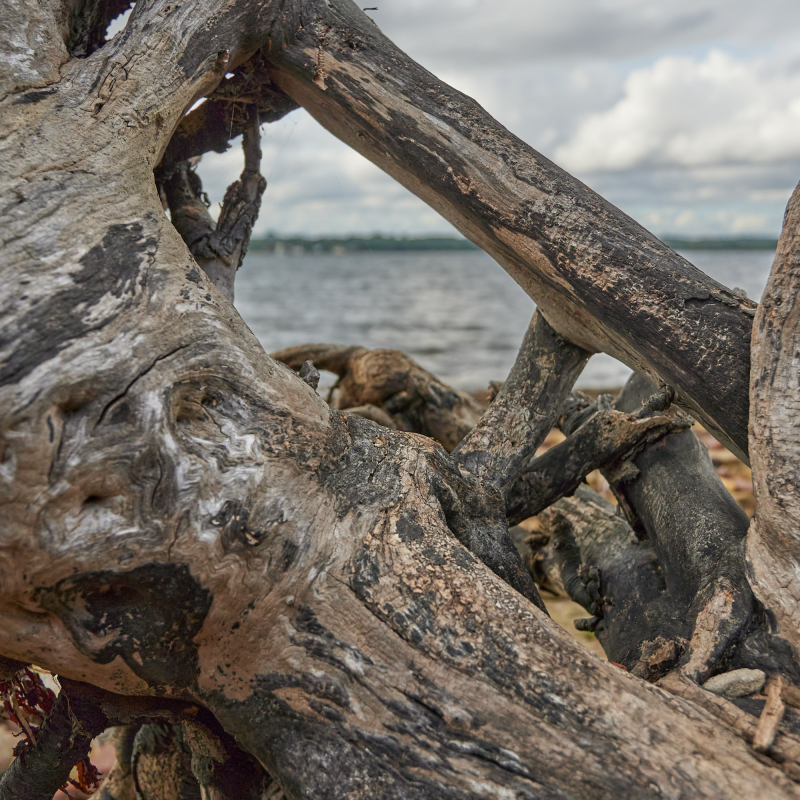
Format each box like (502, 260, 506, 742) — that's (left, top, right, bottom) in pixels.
(272, 343, 486, 451)
(2, 0, 800, 798)
(748, 182, 800, 654)
(527, 374, 800, 684)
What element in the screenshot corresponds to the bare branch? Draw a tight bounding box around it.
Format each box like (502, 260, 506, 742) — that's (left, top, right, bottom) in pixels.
(755, 677, 787, 754)
(272, 344, 485, 450)
(0, 678, 107, 800)
(453, 312, 589, 493)
(263, 0, 757, 462)
(165, 110, 266, 302)
(658, 672, 800, 782)
(506, 401, 690, 525)
(157, 50, 298, 179)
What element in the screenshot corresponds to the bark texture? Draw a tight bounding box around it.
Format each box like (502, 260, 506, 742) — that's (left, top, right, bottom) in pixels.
(527, 375, 800, 686)
(748, 181, 800, 653)
(272, 343, 486, 451)
(452, 311, 590, 493)
(264, 0, 757, 461)
(164, 112, 266, 302)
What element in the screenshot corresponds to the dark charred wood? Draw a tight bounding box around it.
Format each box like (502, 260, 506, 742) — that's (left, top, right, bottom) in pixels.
(527, 375, 800, 684)
(164, 111, 266, 302)
(453, 312, 590, 493)
(58, 0, 133, 58)
(157, 50, 298, 182)
(611, 374, 758, 681)
(531, 486, 678, 676)
(506, 401, 691, 525)
(264, 0, 757, 462)
(5, 0, 800, 796)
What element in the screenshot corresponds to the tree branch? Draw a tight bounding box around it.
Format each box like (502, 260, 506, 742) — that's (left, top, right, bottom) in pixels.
(156, 49, 298, 180)
(165, 110, 266, 302)
(263, 0, 757, 462)
(748, 180, 800, 657)
(271, 343, 485, 450)
(4, 1, 800, 796)
(506, 398, 690, 525)
(0, 678, 107, 800)
(452, 312, 590, 493)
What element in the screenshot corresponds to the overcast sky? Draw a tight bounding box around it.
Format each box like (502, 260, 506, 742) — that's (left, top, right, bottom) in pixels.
(196, 0, 800, 239)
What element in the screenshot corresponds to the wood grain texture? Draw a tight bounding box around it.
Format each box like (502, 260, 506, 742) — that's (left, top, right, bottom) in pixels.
(1, 1, 799, 797)
(453, 312, 590, 493)
(748, 181, 800, 654)
(264, 0, 756, 462)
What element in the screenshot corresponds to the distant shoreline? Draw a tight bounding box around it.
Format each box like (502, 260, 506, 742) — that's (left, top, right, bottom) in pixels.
(249, 234, 778, 254)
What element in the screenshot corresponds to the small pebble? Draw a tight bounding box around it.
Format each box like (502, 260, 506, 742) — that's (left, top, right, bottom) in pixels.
(702, 668, 766, 699)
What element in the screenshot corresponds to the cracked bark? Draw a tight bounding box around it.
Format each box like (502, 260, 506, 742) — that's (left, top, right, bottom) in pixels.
(748, 181, 800, 655)
(525, 374, 799, 685)
(452, 311, 590, 493)
(264, 0, 757, 462)
(164, 110, 266, 302)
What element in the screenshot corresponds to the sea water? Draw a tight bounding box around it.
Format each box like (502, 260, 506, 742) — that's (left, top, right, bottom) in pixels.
(235, 248, 775, 392)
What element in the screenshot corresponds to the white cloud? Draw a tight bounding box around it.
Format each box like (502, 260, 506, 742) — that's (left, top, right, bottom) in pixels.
(555, 50, 800, 172)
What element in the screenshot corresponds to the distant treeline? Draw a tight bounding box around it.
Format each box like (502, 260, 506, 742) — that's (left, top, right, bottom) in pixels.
(248, 234, 778, 254)
(663, 237, 778, 251)
(249, 235, 479, 254)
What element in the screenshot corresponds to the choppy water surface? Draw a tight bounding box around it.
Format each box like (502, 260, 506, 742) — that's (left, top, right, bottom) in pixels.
(235, 248, 774, 392)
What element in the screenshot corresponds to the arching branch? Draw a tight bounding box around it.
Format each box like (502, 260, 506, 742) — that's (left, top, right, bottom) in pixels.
(262, 0, 756, 462)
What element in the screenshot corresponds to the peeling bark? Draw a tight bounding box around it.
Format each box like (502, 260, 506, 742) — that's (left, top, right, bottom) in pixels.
(263, 0, 757, 461)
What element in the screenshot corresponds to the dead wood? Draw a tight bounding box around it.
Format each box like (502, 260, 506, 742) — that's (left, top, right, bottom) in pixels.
(658, 672, 800, 781)
(525, 374, 800, 685)
(506, 399, 690, 525)
(271, 343, 485, 450)
(0, 679, 107, 800)
(756, 677, 788, 754)
(165, 111, 266, 302)
(263, 0, 757, 461)
(748, 180, 800, 655)
(156, 50, 298, 182)
(453, 311, 590, 493)
(97, 727, 137, 800)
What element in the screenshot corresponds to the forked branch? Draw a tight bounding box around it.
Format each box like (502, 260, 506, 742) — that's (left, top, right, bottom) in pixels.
(453, 312, 590, 493)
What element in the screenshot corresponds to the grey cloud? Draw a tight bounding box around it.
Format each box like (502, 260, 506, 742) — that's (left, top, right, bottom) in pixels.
(374, 0, 800, 68)
(193, 0, 800, 239)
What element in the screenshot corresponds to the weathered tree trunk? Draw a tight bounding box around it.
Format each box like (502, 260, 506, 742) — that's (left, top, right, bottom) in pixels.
(2, 1, 800, 798)
(748, 181, 800, 654)
(264, 0, 756, 463)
